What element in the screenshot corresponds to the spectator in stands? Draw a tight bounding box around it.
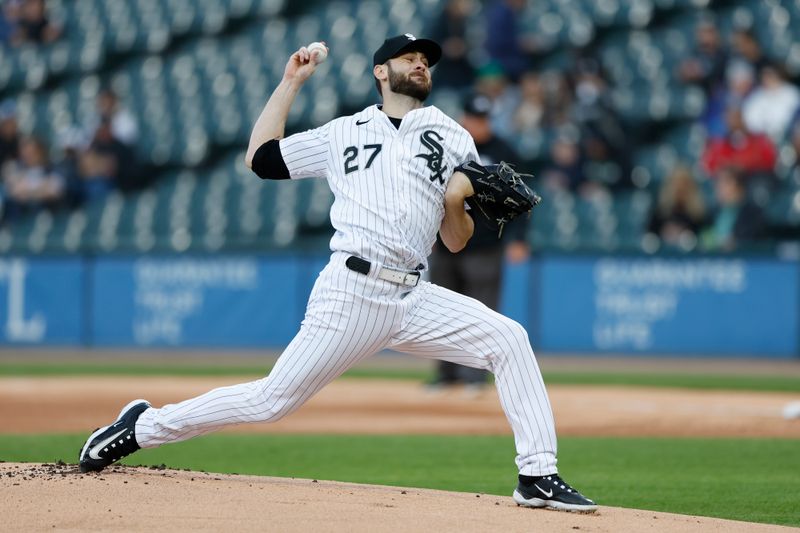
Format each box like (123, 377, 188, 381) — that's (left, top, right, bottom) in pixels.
(511, 70, 566, 126)
(540, 129, 602, 197)
(569, 56, 633, 189)
(541, 71, 574, 130)
(730, 26, 769, 74)
(1, 135, 65, 221)
(88, 87, 139, 146)
(702, 106, 777, 179)
(10, 0, 60, 46)
(647, 165, 707, 249)
(701, 166, 766, 251)
(79, 117, 136, 200)
(485, 0, 538, 82)
(425, 0, 476, 89)
(702, 58, 755, 140)
(474, 62, 518, 141)
(55, 126, 88, 207)
(511, 71, 545, 135)
(792, 118, 800, 163)
(677, 14, 728, 98)
(786, 118, 800, 183)
(742, 63, 800, 144)
(0, 1, 20, 45)
(678, 15, 730, 140)
(0, 100, 19, 167)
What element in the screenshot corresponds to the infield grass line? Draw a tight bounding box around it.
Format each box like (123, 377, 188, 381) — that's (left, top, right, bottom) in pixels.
(0, 361, 799, 391)
(0, 434, 797, 527)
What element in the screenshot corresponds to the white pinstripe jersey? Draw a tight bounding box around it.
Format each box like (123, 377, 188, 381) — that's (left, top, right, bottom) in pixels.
(279, 104, 479, 270)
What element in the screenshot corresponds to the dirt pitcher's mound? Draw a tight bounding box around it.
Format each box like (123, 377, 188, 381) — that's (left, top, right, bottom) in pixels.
(0, 463, 791, 533)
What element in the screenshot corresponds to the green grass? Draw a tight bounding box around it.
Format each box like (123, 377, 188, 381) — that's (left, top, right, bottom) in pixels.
(542, 372, 800, 392)
(0, 360, 798, 391)
(1, 434, 798, 526)
(0, 361, 428, 380)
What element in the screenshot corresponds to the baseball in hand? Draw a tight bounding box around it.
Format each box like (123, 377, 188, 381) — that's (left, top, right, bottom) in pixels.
(308, 42, 328, 63)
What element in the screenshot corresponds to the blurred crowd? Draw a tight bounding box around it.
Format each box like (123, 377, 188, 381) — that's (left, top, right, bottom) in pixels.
(429, 0, 636, 195)
(0, 87, 140, 224)
(427, 0, 800, 253)
(0, 0, 142, 225)
(0, 0, 60, 47)
(3, 0, 800, 254)
(675, 16, 800, 251)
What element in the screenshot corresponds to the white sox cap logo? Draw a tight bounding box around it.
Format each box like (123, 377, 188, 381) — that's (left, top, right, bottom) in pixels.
(373, 34, 442, 66)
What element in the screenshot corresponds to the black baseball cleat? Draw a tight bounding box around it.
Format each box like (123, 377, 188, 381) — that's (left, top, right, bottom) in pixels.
(78, 399, 151, 473)
(513, 474, 598, 513)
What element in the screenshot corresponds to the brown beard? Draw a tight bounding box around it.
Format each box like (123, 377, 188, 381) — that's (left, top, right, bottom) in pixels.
(387, 62, 431, 101)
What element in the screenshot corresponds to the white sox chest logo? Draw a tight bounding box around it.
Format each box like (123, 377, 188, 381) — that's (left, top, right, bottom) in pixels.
(415, 130, 447, 184)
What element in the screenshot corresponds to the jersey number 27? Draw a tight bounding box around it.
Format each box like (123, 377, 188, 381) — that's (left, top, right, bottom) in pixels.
(343, 144, 383, 174)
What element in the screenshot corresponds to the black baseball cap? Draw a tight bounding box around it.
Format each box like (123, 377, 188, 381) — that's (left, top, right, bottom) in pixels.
(462, 93, 492, 117)
(373, 34, 442, 67)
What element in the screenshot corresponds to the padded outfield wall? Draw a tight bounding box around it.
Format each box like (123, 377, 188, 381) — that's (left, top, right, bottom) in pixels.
(0, 255, 797, 357)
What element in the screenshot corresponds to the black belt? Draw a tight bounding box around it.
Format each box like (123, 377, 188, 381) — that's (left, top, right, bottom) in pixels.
(345, 256, 421, 287)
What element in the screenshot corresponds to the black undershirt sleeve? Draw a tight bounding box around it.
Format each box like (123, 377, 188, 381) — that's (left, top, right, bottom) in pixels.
(251, 139, 290, 180)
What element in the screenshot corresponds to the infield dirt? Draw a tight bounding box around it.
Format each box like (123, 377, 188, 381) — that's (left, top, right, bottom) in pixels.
(1, 462, 794, 533)
(1, 376, 798, 437)
(2, 359, 799, 531)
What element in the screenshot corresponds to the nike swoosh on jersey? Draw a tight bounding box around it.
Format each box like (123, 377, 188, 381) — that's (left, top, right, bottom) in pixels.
(88, 428, 127, 460)
(356, 119, 371, 125)
(534, 484, 554, 498)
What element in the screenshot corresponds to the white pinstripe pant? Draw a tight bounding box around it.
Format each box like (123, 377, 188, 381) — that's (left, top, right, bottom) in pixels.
(135, 253, 558, 476)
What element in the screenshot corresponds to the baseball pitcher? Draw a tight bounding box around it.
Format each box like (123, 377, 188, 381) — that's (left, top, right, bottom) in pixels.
(78, 34, 596, 513)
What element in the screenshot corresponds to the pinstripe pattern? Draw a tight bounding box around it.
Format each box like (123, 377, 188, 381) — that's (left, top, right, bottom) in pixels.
(136, 257, 558, 476)
(388, 282, 557, 475)
(277, 105, 478, 270)
(135, 105, 560, 477)
(135, 254, 404, 445)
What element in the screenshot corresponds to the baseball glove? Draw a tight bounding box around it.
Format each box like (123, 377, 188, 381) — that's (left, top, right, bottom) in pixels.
(456, 161, 541, 237)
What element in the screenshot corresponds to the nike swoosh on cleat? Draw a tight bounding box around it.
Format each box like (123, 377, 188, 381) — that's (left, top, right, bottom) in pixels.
(534, 484, 553, 498)
(356, 119, 371, 125)
(88, 429, 127, 460)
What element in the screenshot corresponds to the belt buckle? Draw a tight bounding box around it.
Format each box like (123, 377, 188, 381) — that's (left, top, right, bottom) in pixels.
(375, 264, 419, 287)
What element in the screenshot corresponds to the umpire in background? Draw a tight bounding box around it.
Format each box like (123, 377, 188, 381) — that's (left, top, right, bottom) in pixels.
(429, 92, 530, 390)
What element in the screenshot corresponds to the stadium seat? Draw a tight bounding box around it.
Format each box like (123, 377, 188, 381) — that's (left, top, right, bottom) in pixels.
(3, 0, 797, 254)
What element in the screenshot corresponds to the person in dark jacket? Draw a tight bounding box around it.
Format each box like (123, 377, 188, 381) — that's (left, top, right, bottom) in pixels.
(425, 0, 476, 89)
(702, 166, 766, 251)
(429, 93, 529, 390)
(484, 0, 537, 81)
